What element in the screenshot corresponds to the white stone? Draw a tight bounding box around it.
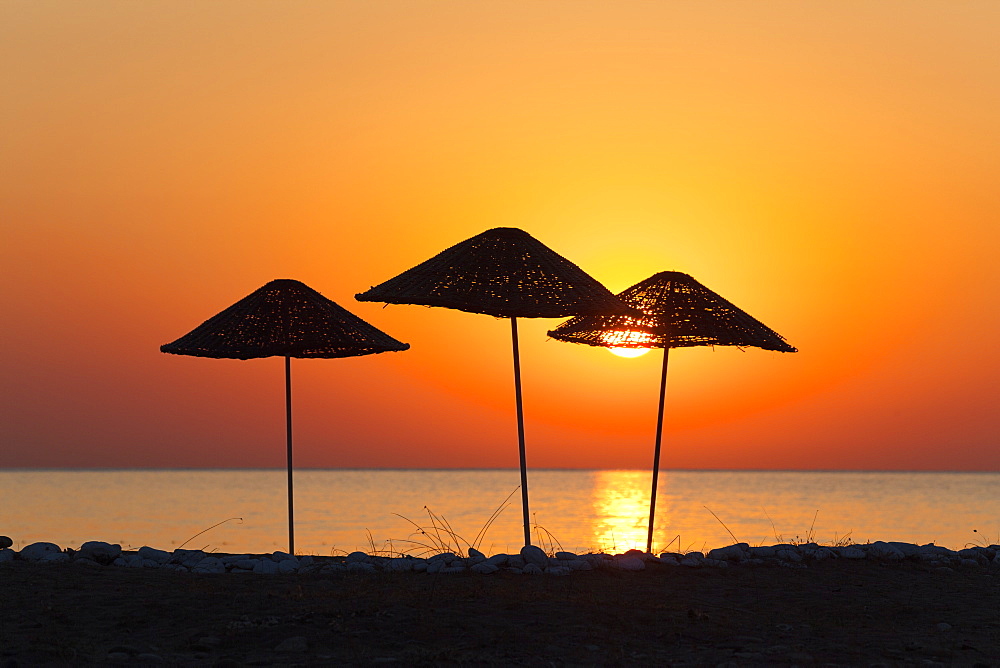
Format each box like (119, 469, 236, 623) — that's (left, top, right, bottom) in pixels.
(254, 559, 279, 574)
(837, 546, 867, 559)
(657, 554, 679, 566)
(40, 552, 70, 564)
(467, 547, 486, 564)
(192, 557, 225, 574)
(813, 547, 835, 561)
(486, 554, 509, 566)
(79, 541, 122, 561)
(616, 556, 646, 571)
(564, 559, 592, 571)
(19, 542, 62, 562)
(172, 549, 206, 568)
(867, 541, 905, 560)
(0, 549, 14, 563)
(679, 555, 704, 567)
(426, 560, 445, 574)
(442, 566, 466, 574)
(776, 549, 803, 562)
(471, 562, 499, 574)
(385, 558, 413, 572)
(138, 546, 171, 564)
(520, 545, 549, 567)
(522, 563, 543, 575)
(708, 544, 749, 562)
(545, 566, 571, 576)
(554, 551, 579, 560)
(345, 551, 369, 564)
(919, 544, 955, 557)
(888, 542, 920, 557)
(749, 546, 776, 558)
(411, 560, 428, 572)
(73, 557, 102, 568)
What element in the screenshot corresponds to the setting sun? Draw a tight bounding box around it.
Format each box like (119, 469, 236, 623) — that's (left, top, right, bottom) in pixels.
(610, 347, 651, 359)
(602, 330, 653, 358)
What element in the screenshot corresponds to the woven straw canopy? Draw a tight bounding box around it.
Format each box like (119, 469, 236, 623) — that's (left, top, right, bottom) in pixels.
(548, 271, 796, 352)
(161, 279, 410, 360)
(355, 227, 641, 319)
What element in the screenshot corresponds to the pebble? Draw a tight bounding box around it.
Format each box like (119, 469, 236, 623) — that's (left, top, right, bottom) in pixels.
(471, 562, 499, 574)
(520, 545, 548, 567)
(615, 556, 645, 571)
(5, 535, 982, 579)
(18, 542, 62, 562)
(79, 541, 122, 562)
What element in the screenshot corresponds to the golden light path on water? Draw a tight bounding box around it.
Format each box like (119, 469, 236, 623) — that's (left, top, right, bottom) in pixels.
(589, 470, 652, 552)
(1, 470, 998, 556)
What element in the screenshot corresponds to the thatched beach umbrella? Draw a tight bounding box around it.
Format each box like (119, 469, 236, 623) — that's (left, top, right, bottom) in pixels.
(356, 227, 640, 546)
(161, 279, 409, 554)
(548, 271, 796, 553)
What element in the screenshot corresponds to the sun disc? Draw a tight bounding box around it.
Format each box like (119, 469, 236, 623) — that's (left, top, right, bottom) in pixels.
(609, 347, 652, 358)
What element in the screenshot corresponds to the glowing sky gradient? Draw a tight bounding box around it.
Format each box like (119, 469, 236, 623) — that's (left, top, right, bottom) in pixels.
(3, 1, 998, 470)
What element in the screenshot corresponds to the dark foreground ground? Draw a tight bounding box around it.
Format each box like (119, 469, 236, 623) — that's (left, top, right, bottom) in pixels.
(2, 559, 998, 666)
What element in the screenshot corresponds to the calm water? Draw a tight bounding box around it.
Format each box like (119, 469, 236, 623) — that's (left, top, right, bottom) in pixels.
(1, 469, 997, 555)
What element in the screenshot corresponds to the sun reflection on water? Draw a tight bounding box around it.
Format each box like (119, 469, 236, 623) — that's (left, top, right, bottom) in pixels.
(590, 470, 653, 552)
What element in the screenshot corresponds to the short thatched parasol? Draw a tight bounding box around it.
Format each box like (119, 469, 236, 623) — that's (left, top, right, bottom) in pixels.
(161, 279, 409, 554)
(356, 227, 640, 546)
(548, 271, 796, 553)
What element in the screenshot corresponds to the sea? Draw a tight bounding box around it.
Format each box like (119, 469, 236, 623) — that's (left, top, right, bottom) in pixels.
(1, 469, 997, 556)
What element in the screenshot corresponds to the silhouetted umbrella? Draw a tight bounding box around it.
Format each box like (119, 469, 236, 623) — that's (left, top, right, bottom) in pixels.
(548, 271, 796, 553)
(161, 279, 409, 554)
(356, 227, 640, 546)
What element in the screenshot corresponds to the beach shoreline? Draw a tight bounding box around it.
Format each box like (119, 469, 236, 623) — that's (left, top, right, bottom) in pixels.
(3, 544, 998, 666)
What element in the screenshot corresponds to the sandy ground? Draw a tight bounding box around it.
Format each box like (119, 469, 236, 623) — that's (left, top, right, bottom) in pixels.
(2, 558, 999, 666)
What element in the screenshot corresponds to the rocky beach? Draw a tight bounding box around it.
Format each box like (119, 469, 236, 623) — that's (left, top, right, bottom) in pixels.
(2, 538, 999, 666)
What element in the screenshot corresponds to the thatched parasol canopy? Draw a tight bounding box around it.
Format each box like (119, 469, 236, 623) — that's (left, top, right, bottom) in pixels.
(162, 279, 410, 359)
(548, 270, 795, 554)
(355, 227, 641, 319)
(356, 227, 637, 547)
(161, 278, 408, 555)
(547, 271, 796, 352)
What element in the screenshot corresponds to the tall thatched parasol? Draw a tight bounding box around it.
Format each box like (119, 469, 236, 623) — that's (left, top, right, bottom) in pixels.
(356, 227, 640, 546)
(161, 279, 409, 554)
(548, 271, 796, 553)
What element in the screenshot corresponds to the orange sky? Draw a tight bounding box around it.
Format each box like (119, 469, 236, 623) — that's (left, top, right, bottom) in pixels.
(3, 1, 998, 470)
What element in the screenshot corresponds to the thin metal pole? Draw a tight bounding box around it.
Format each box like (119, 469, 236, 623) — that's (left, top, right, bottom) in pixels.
(511, 317, 531, 547)
(646, 347, 670, 554)
(285, 355, 294, 556)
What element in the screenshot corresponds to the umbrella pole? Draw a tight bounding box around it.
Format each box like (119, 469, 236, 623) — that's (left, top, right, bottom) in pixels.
(646, 347, 670, 554)
(285, 355, 295, 556)
(511, 317, 531, 547)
